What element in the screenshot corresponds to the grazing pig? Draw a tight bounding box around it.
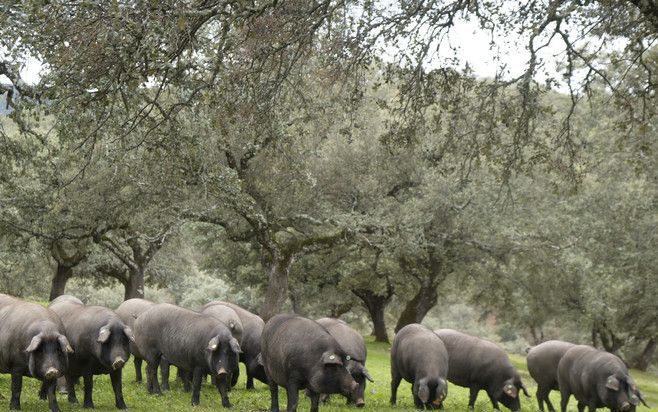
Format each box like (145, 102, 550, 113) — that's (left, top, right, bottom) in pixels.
(316, 317, 373, 407)
(390, 324, 449, 409)
(261, 314, 360, 412)
(115, 298, 155, 384)
(207, 301, 267, 389)
(526, 340, 576, 412)
(435, 329, 529, 411)
(133, 303, 240, 407)
(0, 294, 73, 412)
(49, 295, 134, 409)
(557, 345, 648, 412)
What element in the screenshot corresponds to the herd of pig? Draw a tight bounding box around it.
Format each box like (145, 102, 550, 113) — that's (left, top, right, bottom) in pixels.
(0, 293, 649, 412)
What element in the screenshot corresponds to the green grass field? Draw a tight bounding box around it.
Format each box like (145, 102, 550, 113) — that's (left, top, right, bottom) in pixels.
(1, 337, 656, 412)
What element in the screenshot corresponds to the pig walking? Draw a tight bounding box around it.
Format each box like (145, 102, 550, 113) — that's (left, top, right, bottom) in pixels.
(261, 314, 360, 412)
(0, 294, 73, 412)
(390, 324, 449, 409)
(526, 340, 576, 412)
(49, 295, 134, 409)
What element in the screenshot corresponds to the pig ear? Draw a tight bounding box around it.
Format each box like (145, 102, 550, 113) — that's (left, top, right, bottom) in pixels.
(606, 376, 620, 391)
(503, 383, 518, 398)
(123, 326, 136, 343)
(57, 335, 74, 354)
(417, 380, 430, 404)
(321, 352, 343, 366)
(97, 326, 111, 343)
(206, 336, 220, 352)
(361, 365, 374, 382)
(229, 337, 241, 354)
(519, 381, 530, 397)
(25, 333, 43, 353)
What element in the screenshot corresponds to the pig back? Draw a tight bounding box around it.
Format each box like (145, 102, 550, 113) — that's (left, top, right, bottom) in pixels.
(316, 318, 366, 363)
(393, 324, 448, 381)
(436, 328, 514, 388)
(527, 340, 575, 388)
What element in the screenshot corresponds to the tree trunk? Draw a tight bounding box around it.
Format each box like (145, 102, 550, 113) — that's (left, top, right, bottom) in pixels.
(352, 288, 393, 343)
(631, 338, 657, 371)
(394, 285, 438, 333)
(124, 267, 145, 300)
(49, 264, 72, 301)
(259, 253, 294, 322)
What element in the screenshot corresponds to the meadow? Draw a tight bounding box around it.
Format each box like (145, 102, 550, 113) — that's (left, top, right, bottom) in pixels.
(1, 338, 656, 412)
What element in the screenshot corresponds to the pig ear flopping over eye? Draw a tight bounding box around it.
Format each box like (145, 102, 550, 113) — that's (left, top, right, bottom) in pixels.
(25, 333, 43, 353)
(606, 376, 620, 391)
(417, 380, 430, 404)
(229, 337, 241, 354)
(97, 326, 111, 343)
(207, 336, 220, 351)
(58, 335, 74, 354)
(321, 352, 343, 366)
(123, 326, 136, 343)
(503, 383, 518, 398)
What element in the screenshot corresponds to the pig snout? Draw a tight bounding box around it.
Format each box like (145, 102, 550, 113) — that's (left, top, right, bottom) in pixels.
(217, 367, 227, 376)
(45, 367, 59, 380)
(620, 402, 632, 411)
(355, 397, 365, 408)
(112, 357, 126, 370)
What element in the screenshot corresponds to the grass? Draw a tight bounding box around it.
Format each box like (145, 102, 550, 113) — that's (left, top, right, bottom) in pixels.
(1, 337, 656, 412)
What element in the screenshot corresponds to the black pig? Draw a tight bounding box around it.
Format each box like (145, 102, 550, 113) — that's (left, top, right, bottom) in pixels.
(133, 303, 240, 407)
(115, 298, 155, 384)
(0, 294, 73, 412)
(316, 317, 373, 407)
(49, 295, 134, 409)
(391, 324, 449, 409)
(557, 345, 648, 412)
(261, 314, 360, 412)
(205, 301, 267, 389)
(526, 340, 575, 412)
(436, 328, 529, 411)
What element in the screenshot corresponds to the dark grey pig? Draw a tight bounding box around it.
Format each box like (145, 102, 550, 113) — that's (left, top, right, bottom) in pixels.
(316, 317, 373, 407)
(391, 324, 449, 409)
(133, 303, 240, 407)
(49, 295, 134, 409)
(206, 301, 267, 389)
(526, 340, 575, 412)
(0, 294, 73, 412)
(261, 314, 360, 412)
(557, 345, 648, 412)
(435, 328, 529, 411)
(115, 298, 155, 384)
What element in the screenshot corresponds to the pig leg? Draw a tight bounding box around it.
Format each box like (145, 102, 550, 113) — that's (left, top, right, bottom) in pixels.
(110, 369, 127, 410)
(82, 373, 94, 409)
(181, 370, 192, 392)
(134, 357, 143, 383)
(215, 370, 232, 408)
(308, 390, 320, 412)
(285, 382, 299, 412)
(559, 389, 571, 412)
(246, 374, 254, 390)
(45, 380, 61, 412)
(9, 371, 22, 410)
(146, 355, 162, 395)
(468, 387, 479, 409)
(66, 374, 78, 404)
(269, 381, 280, 412)
(160, 358, 170, 391)
(191, 367, 203, 406)
(544, 392, 557, 412)
(390, 369, 402, 405)
(230, 365, 239, 388)
(39, 381, 48, 400)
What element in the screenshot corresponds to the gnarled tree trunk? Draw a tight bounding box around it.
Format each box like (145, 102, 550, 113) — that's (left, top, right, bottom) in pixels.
(631, 338, 657, 371)
(394, 285, 439, 333)
(352, 287, 394, 343)
(259, 253, 294, 322)
(49, 264, 73, 301)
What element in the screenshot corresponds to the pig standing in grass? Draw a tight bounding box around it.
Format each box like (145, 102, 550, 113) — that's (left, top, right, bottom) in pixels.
(0, 294, 73, 412)
(316, 317, 373, 407)
(261, 314, 360, 412)
(133, 303, 240, 407)
(390, 323, 449, 409)
(435, 328, 529, 411)
(206, 301, 268, 389)
(115, 298, 155, 384)
(526, 340, 576, 412)
(49, 295, 134, 410)
(557, 345, 648, 412)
